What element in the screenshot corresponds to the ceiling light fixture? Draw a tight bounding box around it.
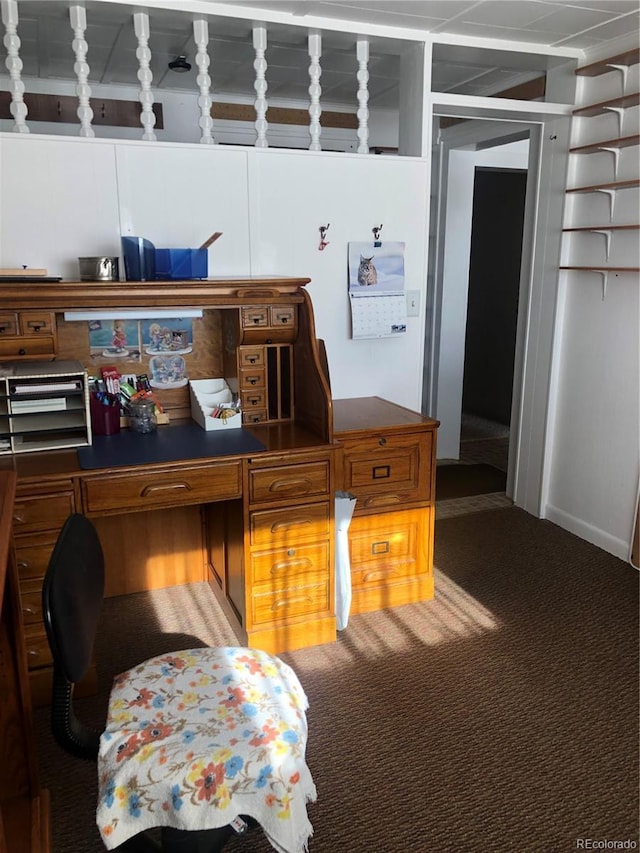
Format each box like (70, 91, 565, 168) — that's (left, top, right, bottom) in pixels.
(168, 55, 191, 73)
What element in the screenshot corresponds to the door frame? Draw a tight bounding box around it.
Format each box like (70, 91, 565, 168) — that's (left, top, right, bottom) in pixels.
(424, 104, 572, 517)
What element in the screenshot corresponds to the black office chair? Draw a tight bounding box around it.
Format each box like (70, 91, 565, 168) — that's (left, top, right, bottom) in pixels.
(42, 513, 315, 853)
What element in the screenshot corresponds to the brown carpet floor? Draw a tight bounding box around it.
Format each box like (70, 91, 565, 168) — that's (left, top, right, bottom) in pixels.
(34, 507, 639, 852)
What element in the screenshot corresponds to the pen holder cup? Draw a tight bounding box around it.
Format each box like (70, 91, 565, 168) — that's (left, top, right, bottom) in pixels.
(90, 394, 121, 436)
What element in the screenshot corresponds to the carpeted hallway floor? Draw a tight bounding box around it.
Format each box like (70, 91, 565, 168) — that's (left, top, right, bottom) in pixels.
(35, 507, 639, 853)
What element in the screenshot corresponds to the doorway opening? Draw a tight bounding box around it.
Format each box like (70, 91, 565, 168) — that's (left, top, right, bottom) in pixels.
(459, 166, 527, 478)
(427, 121, 531, 502)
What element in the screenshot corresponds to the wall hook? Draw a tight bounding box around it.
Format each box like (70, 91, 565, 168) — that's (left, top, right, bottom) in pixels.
(372, 224, 383, 245)
(319, 223, 330, 251)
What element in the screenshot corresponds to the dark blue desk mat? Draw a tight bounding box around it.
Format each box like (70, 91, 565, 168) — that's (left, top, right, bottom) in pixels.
(77, 423, 265, 470)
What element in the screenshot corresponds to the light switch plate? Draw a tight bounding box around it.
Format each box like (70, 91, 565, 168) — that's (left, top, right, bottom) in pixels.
(406, 290, 420, 317)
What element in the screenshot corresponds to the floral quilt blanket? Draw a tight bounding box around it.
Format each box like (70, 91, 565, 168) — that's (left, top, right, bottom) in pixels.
(97, 647, 316, 852)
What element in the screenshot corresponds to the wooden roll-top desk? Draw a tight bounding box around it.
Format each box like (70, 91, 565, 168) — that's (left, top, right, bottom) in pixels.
(0, 277, 438, 711)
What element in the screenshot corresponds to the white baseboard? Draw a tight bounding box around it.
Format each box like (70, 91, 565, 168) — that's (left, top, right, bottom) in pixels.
(544, 504, 630, 562)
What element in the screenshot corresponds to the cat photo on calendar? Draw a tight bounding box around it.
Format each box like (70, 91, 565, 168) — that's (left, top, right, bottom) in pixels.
(348, 241, 405, 295)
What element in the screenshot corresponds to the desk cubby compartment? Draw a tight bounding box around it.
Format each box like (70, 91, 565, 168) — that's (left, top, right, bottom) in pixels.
(189, 378, 242, 431)
(0, 359, 91, 453)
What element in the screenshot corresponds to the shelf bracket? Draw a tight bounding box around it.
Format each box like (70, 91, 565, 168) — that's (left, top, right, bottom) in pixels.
(594, 188, 617, 220)
(598, 146, 621, 179)
(593, 269, 610, 300)
(592, 229, 613, 261)
(606, 63, 629, 93)
(603, 106, 626, 137)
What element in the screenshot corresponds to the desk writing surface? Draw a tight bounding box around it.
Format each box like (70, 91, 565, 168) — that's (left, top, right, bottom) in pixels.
(77, 423, 265, 470)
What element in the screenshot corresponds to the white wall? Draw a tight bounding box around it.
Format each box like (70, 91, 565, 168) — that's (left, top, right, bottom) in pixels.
(437, 138, 530, 460)
(544, 45, 640, 560)
(0, 133, 428, 411)
(247, 148, 429, 406)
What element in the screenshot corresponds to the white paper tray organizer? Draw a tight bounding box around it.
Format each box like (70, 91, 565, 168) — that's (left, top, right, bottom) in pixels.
(189, 378, 242, 431)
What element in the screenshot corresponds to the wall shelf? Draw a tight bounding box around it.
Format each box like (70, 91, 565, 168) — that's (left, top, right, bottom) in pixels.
(559, 266, 639, 298)
(575, 48, 640, 77)
(572, 92, 640, 117)
(566, 179, 639, 194)
(569, 134, 640, 155)
(563, 51, 640, 299)
(559, 266, 639, 272)
(562, 224, 639, 232)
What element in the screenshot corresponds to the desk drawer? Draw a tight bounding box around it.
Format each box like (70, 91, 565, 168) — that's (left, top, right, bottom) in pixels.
(0, 313, 18, 336)
(0, 336, 55, 359)
(251, 541, 329, 584)
(349, 508, 429, 586)
(243, 409, 267, 425)
(341, 432, 433, 508)
(24, 627, 53, 670)
(242, 306, 268, 328)
(269, 306, 296, 328)
(20, 312, 55, 336)
(13, 490, 75, 533)
(250, 577, 330, 625)
(239, 367, 266, 389)
(15, 539, 56, 579)
(240, 389, 267, 409)
(250, 502, 331, 548)
(249, 461, 330, 505)
(238, 346, 265, 368)
(83, 461, 242, 514)
(20, 578, 44, 625)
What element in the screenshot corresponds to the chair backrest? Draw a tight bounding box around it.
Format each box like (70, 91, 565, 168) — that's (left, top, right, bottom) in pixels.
(42, 512, 105, 685)
(42, 513, 106, 760)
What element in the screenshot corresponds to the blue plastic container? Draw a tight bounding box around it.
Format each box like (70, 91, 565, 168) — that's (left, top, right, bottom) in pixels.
(121, 236, 156, 281)
(154, 248, 208, 280)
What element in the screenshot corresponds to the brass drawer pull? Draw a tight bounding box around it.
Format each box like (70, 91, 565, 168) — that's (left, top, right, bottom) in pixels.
(372, 465, 390, 479)
(378, 437, 387, 446)
(13, 512, 26, 524)
(22, 605, 38, 615)
(17, 559, 32, 569)
(269, 477, 313, 494)
(371, 540, 390, 555)
(141, 482, 192, 497)
(270, 558, 312, 573)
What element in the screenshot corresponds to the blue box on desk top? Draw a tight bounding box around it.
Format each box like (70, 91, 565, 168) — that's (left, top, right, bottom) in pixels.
(122, 236, 156, 281)
(155, 248, 208, 280)
(121, 237, 208, 281)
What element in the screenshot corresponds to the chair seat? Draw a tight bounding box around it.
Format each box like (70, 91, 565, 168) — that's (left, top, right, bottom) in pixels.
(97, 647, 316, 853)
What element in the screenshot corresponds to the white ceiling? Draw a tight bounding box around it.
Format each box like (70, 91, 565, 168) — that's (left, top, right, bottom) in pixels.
(5, 0, 640, 108)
